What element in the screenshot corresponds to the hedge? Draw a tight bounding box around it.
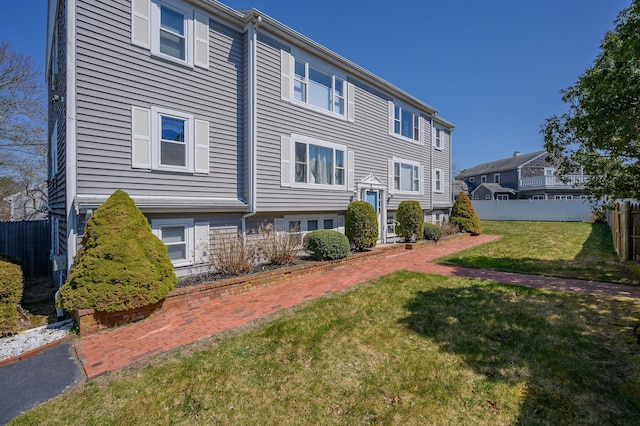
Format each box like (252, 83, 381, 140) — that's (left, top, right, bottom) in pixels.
(0, 258, 23, 336)
(423, 223, 443, 241)
(345, 201, 378, 251)
(304, 230, 351, 261)
(396, 200, 424, 242)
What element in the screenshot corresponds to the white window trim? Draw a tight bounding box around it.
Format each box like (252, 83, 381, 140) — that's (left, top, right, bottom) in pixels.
(392, 157, 421, 195)
(151, 106, 194, 173)
(149, 0, 194, 67)
(497, 194, 508, 200)
(434, 168, 443, 193)
(151, 218, 195, 267)
(555, 195, 573, 200)
(287, 52, 349, 121)
(531, 195, 546, 200)
(289, 133, 348, 191)
(494, 173, 500, 183)
(389, 101, 423, 145)
(481, 175, 487, 183)
(284, 214, 339, 233)
(433, 127, 443, 150)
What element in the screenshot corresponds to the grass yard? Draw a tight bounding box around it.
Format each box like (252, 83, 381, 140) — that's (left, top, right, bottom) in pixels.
(439, 221, 640, 285)
(11, 271, 640, 425)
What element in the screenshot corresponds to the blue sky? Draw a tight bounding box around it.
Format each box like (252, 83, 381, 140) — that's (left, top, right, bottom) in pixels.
(0, 0, 630, 172)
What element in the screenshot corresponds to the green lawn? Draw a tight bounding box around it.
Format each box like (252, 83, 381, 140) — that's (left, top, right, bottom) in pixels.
(439, 221, 640, 285)
(11, 272, 640, 425)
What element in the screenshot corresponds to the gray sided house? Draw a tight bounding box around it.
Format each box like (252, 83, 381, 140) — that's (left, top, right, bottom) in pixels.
(46, 0, 454, 277)
(457, 150, 587, 201)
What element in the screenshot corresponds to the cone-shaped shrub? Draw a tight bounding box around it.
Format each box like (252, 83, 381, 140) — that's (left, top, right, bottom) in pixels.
(345, 201, 378, 251)
(0, 257, 23, 336)
(59, 190, 177, 312)
(396, 200, 424, 242)
(450, 192, 482, 235)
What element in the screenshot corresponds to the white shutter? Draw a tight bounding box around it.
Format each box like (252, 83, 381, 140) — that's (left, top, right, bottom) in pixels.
(131, 106, 151, 169)
(274, 218, 285, 232)
(131, 0, 151, 48)
(337, 215, 345, 234)
(419, 165, 424, 195)
(281, 50, 292, 100)
(388, 159, 394, 193)
(388, 101, 395, 134)
(281, 136, 292, 187)
(194, 12, 209, 69)
(194, 119, 209, 174)
(347, 82, 356, 122)
(195, 222, 210, 263)
(347, 150, 355, 191)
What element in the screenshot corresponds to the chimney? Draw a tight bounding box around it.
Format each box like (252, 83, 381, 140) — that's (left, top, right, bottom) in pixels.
(513, 151, 521, 157)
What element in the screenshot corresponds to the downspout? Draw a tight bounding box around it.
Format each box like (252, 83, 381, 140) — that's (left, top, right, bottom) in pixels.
(430, 116, 434, 219)
(241, 15, 261, 236)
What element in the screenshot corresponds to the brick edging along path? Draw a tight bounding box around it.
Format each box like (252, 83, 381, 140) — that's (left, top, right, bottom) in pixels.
(74, 233, 640, 379)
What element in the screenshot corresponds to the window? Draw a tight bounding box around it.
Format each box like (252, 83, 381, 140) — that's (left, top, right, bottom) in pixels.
(494, 173, 500, 183)
(132, 0, 209, 69)
(531, 195, 545, 200)
(152, 218, 194, 267)
(555, 195, 573, 200)
(284, 215, 339, 233)
(474, 195, 479, 200)
(131, 106, 209, 174)
(393, 159, 420, 193)
(485, 195, 491, 200)
(544, 167, 554, 176)
(159, 4, 186, 61)
(481, 175, 487, 183)
(469, 177, 475, 183)
(391, 103, 420, 142)
(434, 128, 442, 149)
(293, 136, 346, 188)
(434, 168, 443, 193)
(293, 58, 345, 116)
(497, 194, 508, 200)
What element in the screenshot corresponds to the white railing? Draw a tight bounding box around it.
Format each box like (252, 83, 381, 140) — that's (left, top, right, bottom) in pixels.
(519, 175, 588, 187)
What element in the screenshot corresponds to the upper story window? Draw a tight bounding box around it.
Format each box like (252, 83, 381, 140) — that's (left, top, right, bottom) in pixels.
(434, 168, 443, 193)
(131, 0, 209, 69)
(494, 173, 500, 183)
(390, 101, 421, 143)
(295, 139, 345, 187)
(293, 58, 345, 116)
(481, 175, 487, 183)
(131, 105, 210, 174)
(159, 4, 186, 61)
(434, 128, 442, 149)
(393, 158, 420, 193)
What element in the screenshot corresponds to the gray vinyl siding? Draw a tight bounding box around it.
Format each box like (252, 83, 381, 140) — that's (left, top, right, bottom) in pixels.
(48, 0, 66, 257)
(74, 0, 245, 201)
(432, 128, 452, 208)
(254, 35, 435, 212)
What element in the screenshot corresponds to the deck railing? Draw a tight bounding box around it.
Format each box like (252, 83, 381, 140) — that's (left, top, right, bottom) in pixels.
(519, 175, 588, 187)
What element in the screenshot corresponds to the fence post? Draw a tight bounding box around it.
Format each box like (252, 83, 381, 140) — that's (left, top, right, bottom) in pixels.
(620, 201, 632, 261)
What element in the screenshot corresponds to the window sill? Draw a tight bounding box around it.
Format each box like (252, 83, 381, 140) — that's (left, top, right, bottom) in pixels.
(289, 99, 347, 122)
(391, 190, 420, 196)
(291, 182, 348, 191)
(390, 132, 421, 145)
(150, 51, 194, 70)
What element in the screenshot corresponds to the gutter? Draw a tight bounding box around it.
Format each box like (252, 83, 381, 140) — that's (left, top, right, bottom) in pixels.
(241, 14, 262, 235)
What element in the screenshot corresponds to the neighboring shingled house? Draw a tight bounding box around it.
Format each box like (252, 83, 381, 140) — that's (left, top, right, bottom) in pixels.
(456, 150, 587, 200)
(46, 0, 455, 277)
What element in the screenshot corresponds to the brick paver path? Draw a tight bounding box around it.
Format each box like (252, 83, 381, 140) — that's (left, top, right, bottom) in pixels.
(75, 234, 640, 379)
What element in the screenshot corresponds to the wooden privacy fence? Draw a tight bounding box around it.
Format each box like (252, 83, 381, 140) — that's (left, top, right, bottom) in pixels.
(607, 201, 640, 261)
(0, 219, 51, 279)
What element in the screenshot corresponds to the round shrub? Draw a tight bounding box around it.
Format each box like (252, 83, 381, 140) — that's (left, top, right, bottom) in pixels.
(450, 192, 482, 235)
(304, 230, 350, 261)
(345, 201, 378, 251)
(396, 200, 424, 242)
(59, 190, 177, 313)
(423, 223, 443, 241)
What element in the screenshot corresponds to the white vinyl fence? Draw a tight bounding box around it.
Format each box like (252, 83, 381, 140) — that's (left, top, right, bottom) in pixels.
(472, 199, 592, 222)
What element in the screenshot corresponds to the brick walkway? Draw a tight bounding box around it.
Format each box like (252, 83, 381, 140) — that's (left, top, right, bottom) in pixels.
(74, 234, 640, 379)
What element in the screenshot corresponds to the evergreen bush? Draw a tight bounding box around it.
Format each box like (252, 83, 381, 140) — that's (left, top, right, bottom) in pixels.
(423, 223, 443, 241)
(450, 192, 482, 235)
(396, 200, 424, 242)
(59, 190, 177, 313)
(345, 201, 378, 251)
(304, 230, 350, 261)
(0, 258, 23, 336)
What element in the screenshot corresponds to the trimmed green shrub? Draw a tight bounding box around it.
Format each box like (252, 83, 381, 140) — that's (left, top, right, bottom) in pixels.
(423, 223, 443, 241)
(450, 192, 482, 235)
(345, 201, 378, 251)
(304, 230, 350, 261)
(59, 190, 177, 313)
(396, 200, 424, 242)
(0, 258, 23, 336)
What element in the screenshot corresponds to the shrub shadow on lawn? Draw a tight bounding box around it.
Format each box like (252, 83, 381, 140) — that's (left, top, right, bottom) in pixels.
(399, 279, 640, 424)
